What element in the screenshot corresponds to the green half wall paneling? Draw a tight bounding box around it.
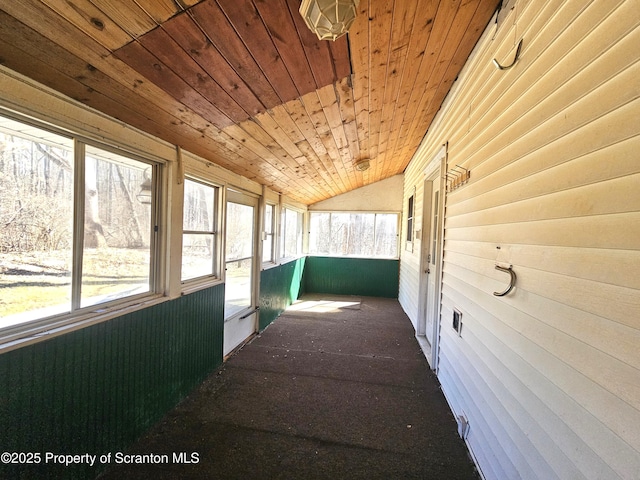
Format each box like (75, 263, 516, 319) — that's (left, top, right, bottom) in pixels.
(259, 257, 306, 330)
(0, 284, 225, 480)
(303, 257, 399, 298)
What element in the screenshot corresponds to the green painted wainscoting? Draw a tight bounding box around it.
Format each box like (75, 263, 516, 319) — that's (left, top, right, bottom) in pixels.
(0, 284, 225, 480)
(303, 257, 399, 298)
(258, 257, 306, 331)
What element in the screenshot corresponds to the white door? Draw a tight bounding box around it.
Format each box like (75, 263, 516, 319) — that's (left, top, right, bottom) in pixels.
(423, 180, 441, 345)
(417, 170, 443, 368)
(223, 190, 259, 356)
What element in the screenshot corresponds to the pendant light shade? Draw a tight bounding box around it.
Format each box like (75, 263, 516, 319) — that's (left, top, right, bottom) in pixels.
(299, 0, 360, 41)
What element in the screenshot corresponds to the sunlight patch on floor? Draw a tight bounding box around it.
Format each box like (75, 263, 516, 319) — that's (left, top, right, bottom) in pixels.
(287, 294, 361, 313)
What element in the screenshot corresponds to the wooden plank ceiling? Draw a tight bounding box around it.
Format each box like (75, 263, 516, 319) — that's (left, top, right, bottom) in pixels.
(0, 0, 500, 204)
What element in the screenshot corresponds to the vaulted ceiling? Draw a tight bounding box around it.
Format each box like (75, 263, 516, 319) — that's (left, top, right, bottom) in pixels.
(0, 0, 500, 204)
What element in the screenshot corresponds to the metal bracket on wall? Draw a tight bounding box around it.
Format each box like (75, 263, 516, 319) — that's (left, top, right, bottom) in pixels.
(493, 38, 523, 70)
(493, 265, 517, 296)
(444, 165, 470, 191)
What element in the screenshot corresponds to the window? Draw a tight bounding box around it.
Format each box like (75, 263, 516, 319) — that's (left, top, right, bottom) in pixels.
(280, 207, 303, 258)
(309, 212, 399, 258)
(181, 178, 219, 282)
(263, 203, 275, 264)
(0, 114, 158, 331)
(225, 198, 255, 319)
(406, 194, 414, 246)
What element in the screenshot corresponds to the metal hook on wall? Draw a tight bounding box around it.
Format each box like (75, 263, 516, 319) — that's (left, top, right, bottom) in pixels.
(493, 38, 523, 70)
(493, 265, 517, 296)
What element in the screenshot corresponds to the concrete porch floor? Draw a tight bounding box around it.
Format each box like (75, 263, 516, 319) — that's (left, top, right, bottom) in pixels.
(98, 296, 479, 479)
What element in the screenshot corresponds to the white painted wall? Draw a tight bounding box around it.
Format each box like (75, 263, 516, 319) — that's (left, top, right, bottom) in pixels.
(309, 174, 404, 212)
(400, 0, 640, 479)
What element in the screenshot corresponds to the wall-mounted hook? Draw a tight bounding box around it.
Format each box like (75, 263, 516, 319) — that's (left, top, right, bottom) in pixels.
(493, 38, 523, 70)
(493, 264, 517, 296)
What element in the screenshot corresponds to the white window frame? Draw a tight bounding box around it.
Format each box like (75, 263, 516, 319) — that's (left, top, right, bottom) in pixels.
(279, 206, 304, 261)
(406, 193, 415, 252)
(180, 176, 223, 289)
(308, 211, 401, 259)
(0, 109, 165, 349)
(261, 202, 277, 267)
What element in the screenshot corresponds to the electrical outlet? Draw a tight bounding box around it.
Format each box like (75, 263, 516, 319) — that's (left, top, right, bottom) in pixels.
(452, 309, 462, 336)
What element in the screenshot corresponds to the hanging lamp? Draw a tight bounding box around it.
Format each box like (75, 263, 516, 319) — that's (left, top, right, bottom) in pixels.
(299, 0, 360, 41)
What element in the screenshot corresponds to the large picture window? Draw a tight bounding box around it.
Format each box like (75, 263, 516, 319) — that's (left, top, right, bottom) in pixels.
(309, 212, 399, 258)
(181, 178, 219, 282)
(0, 114, 158, 331)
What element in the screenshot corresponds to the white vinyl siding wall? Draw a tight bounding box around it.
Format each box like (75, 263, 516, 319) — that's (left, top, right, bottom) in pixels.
(398, 184, 424, 329)
(399, 0, 640, 479)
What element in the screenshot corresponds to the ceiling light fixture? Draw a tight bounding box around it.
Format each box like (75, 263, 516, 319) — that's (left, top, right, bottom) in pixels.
(299, 0, 360, 41)
(355, 158, 370, 172)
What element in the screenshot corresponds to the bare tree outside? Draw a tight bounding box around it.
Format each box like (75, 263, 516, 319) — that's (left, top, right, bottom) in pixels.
(309, 212, 399, 258)
(0, 116, 154, 327)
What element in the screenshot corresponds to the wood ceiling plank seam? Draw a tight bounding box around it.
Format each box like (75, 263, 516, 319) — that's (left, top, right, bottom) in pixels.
(188, 0, 281, 109)
(328, 35, 352, 81)
(282, 100, 341, 197)
(284, 0, 339, 88)
(268, 104, 307, 144)
(348, 1, 371, 161)
(398, 0, 486, 163)
(24, 0, 132, 51)
(284, 99, 330, 156)
(222, 122, 319, 197)
(132, 0, 185, 24)
(236, 118, 310, 175)
(0, 34, 179, 146)
(376, 0, 420, 176)
(366, 0, 394, 181)
(0, 1, 262, 180)
(138, 26, 250, 123)
(0, 1, 216, 138)
(162, 14, 265, 117)
(262, 104, 336, 199)
(216, 0, 299, 102)
(353, 90, 370, 164)
(317, 84, 358, 191)
(178, 0, 204, 7)
(335, 76, 361, 178)
(372, 0, 406, 182)
(87, 0, 157, 38)
(381, 0, 441, 167)
(114, 40, 234, 129)
(386, 0, 463, 175)
(252, 112, 305, 160)
(0, 0, 207, 133)
(254, 0, 318, 95)
(299, 92, 351, 194)
(400, 1, 498, 171)
(293, 139, 340, 198)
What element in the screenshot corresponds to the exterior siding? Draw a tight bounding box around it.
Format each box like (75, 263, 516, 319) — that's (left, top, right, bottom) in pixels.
(0, 285, 225, 480)
(398, 184, 424, 328)
(400, 0, 640, 479)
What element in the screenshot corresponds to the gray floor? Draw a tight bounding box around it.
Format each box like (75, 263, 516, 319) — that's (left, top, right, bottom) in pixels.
(98, 295, 479, 479)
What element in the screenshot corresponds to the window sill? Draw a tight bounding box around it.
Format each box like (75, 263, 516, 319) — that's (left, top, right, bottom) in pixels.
(308, 254, 399, 260)
(181, 277, 223, 296)
(0, 293, 168, 354)
(278, 255, 305, 265)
